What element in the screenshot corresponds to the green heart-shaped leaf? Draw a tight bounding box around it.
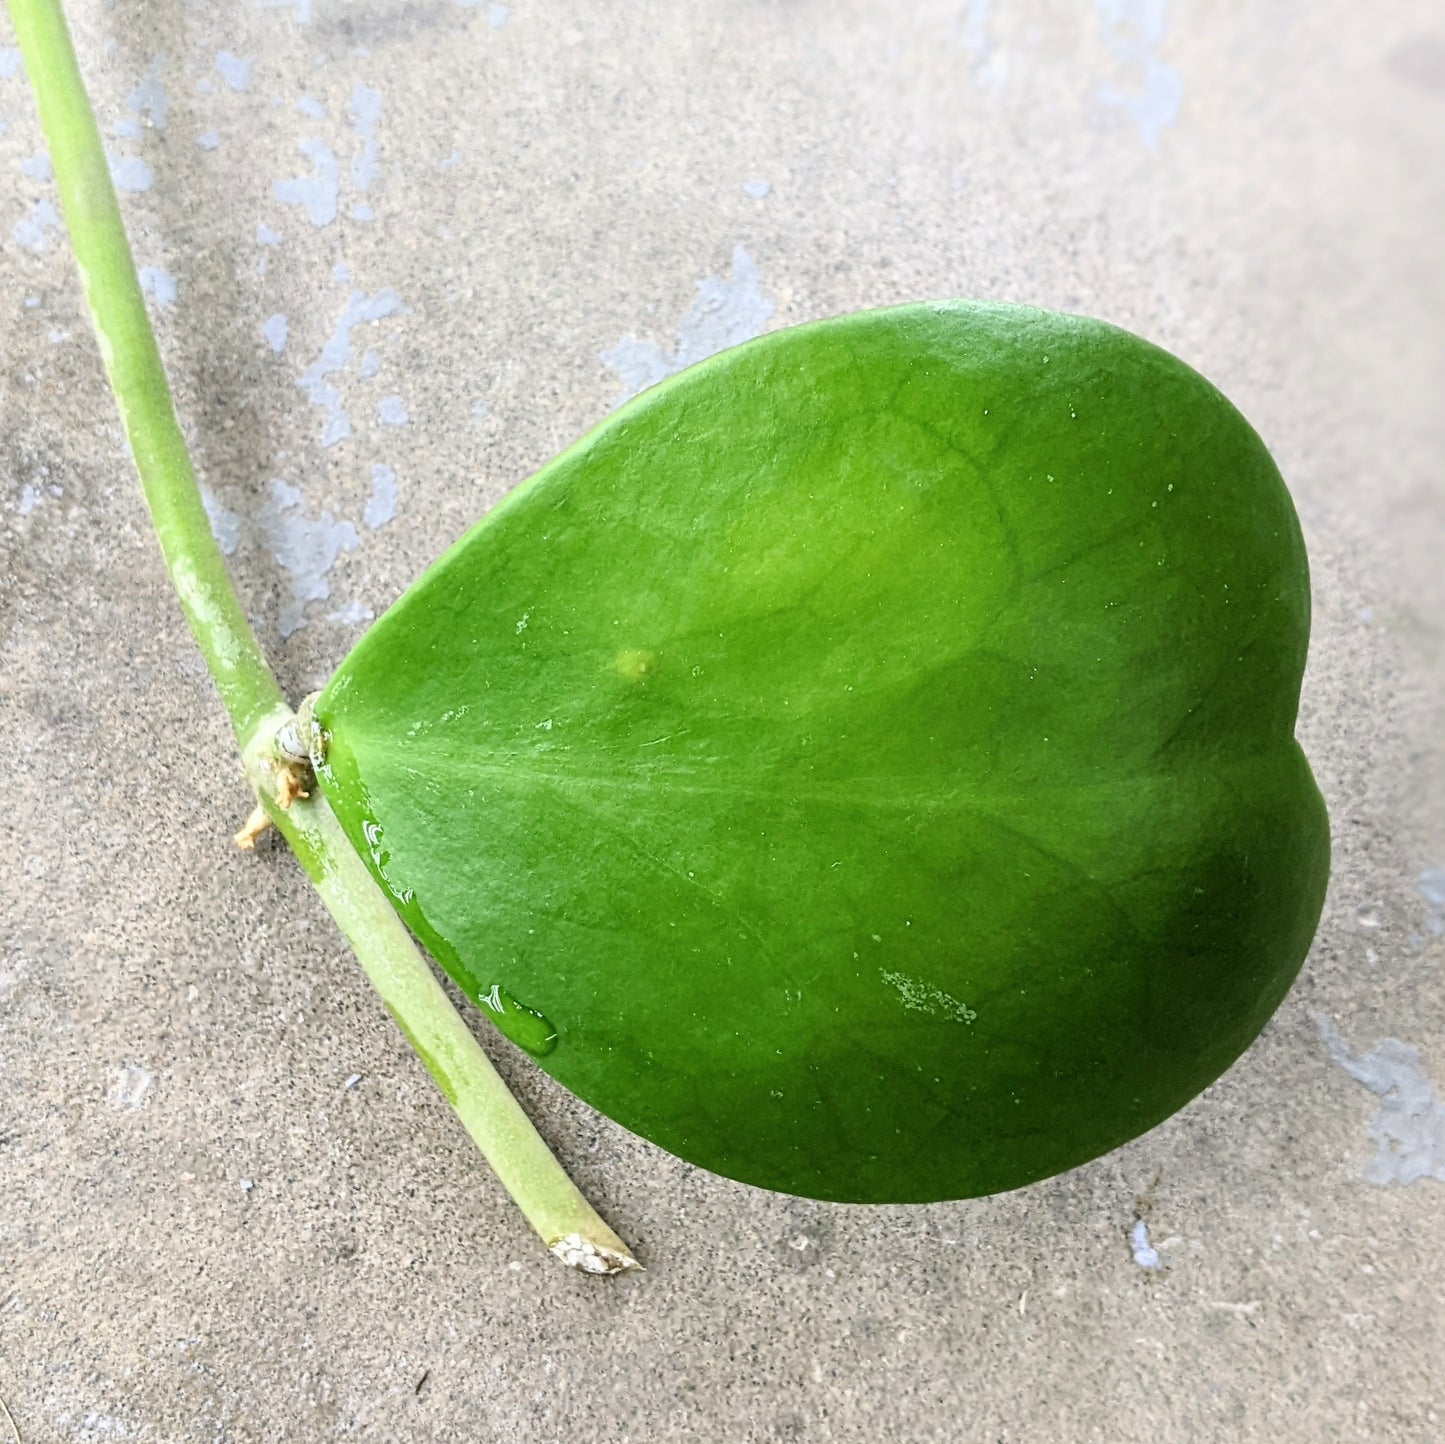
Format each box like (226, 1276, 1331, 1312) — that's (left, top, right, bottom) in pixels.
(313, 301, 1328, 1203)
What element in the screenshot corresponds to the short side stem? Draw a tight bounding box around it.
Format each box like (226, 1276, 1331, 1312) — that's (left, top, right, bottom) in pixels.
(8, 0, 637, 1273)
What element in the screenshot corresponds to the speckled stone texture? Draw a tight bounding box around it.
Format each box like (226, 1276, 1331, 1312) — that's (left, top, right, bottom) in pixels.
(2, 3, 1442, 1441)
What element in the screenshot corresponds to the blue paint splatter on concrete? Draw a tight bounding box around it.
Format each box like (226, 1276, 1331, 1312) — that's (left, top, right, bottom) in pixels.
(1130, 1219, 1162, 1269)
(258, 0, 313, 24)
(327, 600, 374, 625)
(124, 53, 169, 131)
(21, 153, 52, 181)
(275, 139, 339, 225)
(215, 51, 254, 93)
(138, 266, 177, 305)
(202, 490, 241, 555)
(349, 83, 382, 192)
(350, 203, 375, 222)
(1096, 0, 1182, 149)
(957, 0, 1008, 92)
(108, 154, 155, 192)
(262, 314, 289, 353)
(257, 222, 283, 246)
(298, 287, 405, 447)
(364, 463, 398, 528)
(257, 479, 358, 637)
(198, 130, 220, 151)
(297, 94, 326, 120)
(377, 395, 409, 426)
(1317, 1015, 1445, 1187)
(0, 48, 23, 80)
(1419, 866, 1445, 936)
(602, 244, 775, 406)
(743, 179, 771, 199)
(11, 198, 59, 253)
(359, 347, 381, 378)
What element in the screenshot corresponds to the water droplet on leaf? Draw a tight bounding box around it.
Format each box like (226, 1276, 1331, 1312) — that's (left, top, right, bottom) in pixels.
(480, 983, 560, 1056)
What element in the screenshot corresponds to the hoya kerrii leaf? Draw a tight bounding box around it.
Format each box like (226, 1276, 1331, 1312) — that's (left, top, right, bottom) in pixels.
(312, 300, 1329, 1204)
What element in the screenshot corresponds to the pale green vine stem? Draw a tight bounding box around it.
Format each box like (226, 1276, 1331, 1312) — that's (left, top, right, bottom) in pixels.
(8, 0, 637, 1274)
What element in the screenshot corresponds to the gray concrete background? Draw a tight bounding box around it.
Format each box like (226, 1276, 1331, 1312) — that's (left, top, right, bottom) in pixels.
(2, 2, 1443, 1440)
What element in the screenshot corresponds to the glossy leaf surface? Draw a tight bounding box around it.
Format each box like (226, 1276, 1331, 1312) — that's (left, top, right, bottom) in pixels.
(314, 301, 1329, 1203)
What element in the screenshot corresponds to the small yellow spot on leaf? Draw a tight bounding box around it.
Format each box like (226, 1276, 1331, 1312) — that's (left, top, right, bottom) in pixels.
(615, 647, 658, 684)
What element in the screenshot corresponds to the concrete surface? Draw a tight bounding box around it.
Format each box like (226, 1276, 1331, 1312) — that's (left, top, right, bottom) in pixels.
(2, 2, 1443, 1440)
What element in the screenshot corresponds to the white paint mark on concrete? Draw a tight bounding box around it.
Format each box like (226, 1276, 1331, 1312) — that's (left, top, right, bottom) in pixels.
(257, 479, 359, 636)
(297, 286, 405, 446)
(601, 243, 775, 406)
(349, 83, 382, 192)
(215, 51, 253, 92)
(364, 462, 398, 527)
(12, 197, 59, 252)
(1096, 0, 1182, 149)
(377, 395, 409, 426)
(1130, 1218, 1162, 1269)
(344, 1072, 363, 1089)
(1317, 1015, 1445, 1186)
(274, 138, 340, 226)
(108, 1064, 153, 1109)
(21, 152, 52, 181)
(138, 265, 177, 306)
(262, 313, 289, 353)
(743, 178, 771, 199)
(108, 153, 155, 192)
(202, 490, 241, 555)
(18, 483, 41, 515)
